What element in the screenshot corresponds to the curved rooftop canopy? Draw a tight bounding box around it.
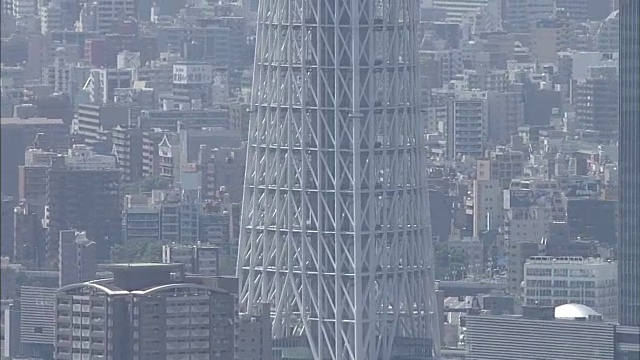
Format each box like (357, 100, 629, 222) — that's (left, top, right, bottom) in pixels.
(554, 303, 601, 320)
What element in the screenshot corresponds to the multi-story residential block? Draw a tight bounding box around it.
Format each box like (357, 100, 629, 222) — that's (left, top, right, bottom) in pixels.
(110, 126, 148, 182)
(447, 90, 488, 160)
(523, 256, 617, 320)
(55, 264, 235, 360)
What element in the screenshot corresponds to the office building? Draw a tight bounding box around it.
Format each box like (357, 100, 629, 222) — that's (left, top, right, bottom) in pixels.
(523, 256, 617, 320)
(238, 1, 440, 359)
(55, 264, 235, 359)
(463, 304, 615, 360)
(46, 145, 122, 265)
(618, 0, 640, 327)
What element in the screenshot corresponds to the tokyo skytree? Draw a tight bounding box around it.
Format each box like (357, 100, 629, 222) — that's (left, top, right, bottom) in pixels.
(237, 1, 440, 359)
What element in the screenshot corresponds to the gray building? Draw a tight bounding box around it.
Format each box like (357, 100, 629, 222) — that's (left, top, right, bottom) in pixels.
(618, 0, 640, 327)
(463, 304, 615, 360)
(19, 286, 57, 357)
(58, 230, 96, 287)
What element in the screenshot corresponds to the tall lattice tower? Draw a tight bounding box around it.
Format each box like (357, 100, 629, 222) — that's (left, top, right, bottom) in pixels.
(238, 1, 440, 359)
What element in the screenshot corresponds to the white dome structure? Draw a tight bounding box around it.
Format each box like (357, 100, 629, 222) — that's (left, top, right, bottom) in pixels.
(554, 303, 601, 320)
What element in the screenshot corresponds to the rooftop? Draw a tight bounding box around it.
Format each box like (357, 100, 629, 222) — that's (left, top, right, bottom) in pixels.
(1, 117, 65, 126)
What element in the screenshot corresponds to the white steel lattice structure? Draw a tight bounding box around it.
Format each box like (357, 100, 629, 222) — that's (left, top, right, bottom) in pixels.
(238, 0, 441, 359)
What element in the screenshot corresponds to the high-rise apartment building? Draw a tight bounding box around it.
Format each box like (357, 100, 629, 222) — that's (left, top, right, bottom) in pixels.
(447, 90, 488, 160)
(55, 264, 235, 359)
(618, 0, 640, 327)
(238, 1, 440, 359)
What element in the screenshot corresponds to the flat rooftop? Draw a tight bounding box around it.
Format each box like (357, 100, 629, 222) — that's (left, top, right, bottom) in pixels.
(1, 117, 64, 126)
(100, 263, 184, 271)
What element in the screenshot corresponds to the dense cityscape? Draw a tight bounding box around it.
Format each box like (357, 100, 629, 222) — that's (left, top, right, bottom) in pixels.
(0, 0, 638, 359)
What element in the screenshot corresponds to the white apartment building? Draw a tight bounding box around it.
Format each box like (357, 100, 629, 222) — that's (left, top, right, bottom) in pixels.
(524, 256, 617, 321)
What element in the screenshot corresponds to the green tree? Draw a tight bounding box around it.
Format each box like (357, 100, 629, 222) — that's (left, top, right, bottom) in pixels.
(123, 176, 171, 195)
(434, 243, 467, 280)
(110, 241, 163, 263)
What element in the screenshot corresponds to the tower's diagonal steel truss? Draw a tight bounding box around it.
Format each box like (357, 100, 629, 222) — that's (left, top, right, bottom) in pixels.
(238, 0, 440, 359)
